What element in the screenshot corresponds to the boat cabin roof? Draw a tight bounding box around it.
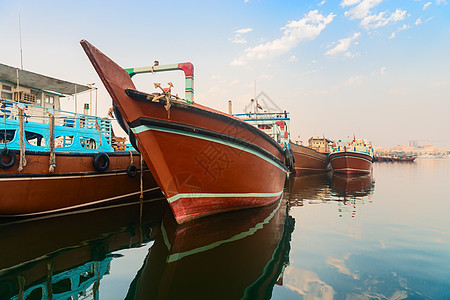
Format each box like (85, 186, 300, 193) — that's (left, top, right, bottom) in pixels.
(0, 63, 90, 95)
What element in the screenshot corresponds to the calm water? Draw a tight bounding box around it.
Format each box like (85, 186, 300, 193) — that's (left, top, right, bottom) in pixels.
(0, 159, 449, 299)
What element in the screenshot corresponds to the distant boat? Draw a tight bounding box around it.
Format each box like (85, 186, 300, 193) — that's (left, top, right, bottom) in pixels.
(329, 137, 373, 175)
(391, 155, 417, 162)
(290, 137, 332, 174)
(81, 40, 288, 224)
(0, 63, 158, 217)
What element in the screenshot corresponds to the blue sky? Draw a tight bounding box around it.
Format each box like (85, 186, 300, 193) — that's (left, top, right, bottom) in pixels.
(1, 0, 449, 148)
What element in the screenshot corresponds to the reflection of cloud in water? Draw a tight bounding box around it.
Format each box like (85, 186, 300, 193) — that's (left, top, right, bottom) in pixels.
(283, 266, 335, 299)
(326, 256, 359, 280)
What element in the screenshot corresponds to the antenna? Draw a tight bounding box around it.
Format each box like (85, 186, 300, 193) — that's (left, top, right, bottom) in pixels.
(19, 14, 24, 69)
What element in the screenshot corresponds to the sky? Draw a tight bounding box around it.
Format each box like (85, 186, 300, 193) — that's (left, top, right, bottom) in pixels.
(1, 0, 449, 148)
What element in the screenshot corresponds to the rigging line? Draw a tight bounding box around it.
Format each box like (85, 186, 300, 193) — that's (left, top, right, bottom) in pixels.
(19, 13, 24, 70)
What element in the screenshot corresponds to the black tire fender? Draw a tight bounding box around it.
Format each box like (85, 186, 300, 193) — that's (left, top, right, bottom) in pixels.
(0, 149, 16, 169)
(127, 164, 138, 177)
(92, 153, 110, 172)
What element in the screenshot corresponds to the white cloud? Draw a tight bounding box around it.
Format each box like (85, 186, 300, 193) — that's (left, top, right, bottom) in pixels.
(389, 23, 410, 39)
(231, 10, 335, 66)
(343, 0, 407, 29)
(326, 32, 361, 56)
(433, 80, 449, 87)
(423, 2, 432, 9)
(318, 1, 326, 6)
(415, 17, 422, 25)
(230, 27, 253, 44)
(380, 66, 387, 74)
(436, 0, 448, 4)
(341, 0, 361, 7)
(360, 8, 407, 29)
(289, 55, 299, 62)
(236, 28, 253, 34)
(343, 76, 363, 86)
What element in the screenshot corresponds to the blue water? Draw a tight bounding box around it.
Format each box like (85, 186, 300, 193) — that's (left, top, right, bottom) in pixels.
(0, 159, 449, 299)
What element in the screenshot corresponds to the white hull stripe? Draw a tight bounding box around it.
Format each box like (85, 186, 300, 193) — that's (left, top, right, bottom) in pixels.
(162, 197, 283, 263)
(330, 155, 372, 163)
(334, 168, 371, 173)
(132, 125, 287, 172)
(166, 190, 284, 204)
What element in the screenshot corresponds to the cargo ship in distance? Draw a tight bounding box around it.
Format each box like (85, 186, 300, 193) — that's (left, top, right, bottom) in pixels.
(81, 40, 289, 224)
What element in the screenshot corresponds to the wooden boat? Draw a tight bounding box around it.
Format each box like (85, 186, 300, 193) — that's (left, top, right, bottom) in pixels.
(0, 198, 167, 299)
(290, 142, 330, 174)
(124, 196, 294, 299)
(0, 63, 158, 217)
(80, 40, 288, 224)
(329, 138, 373, 175)
(232, 110, 295, 172)
(391, 154, 417, 162)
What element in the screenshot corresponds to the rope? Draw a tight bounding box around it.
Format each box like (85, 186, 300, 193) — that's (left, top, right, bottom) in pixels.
(139, 154, 144, 200)
(96, 119, 102, 149)
(48, 111, 56, 172)
(17, 275, 26, 300)
(128, 149, 133, 165)
(17, 105, 27, 171)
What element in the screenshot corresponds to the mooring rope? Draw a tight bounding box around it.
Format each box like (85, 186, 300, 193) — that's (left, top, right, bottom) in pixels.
(140, 153, 144, 200)
(48, 111, 56, 172)
(17, 105, 27, 171)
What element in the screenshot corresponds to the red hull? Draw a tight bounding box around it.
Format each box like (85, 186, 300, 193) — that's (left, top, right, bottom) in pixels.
(81, 40, 288, 224)
(0, 152, 158, 216)
(329, 151, 373, 175)
(290, 143, 330, 174)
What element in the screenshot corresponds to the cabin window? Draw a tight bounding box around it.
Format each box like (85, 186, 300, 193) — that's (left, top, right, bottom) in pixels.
(45, 95, 54, 104)
(1, 91, 12, 100)
(26, 131, 47, 147)
(80, 137, 97, 149)
(55, 135, 74, 148)
(2, 84, 12, 91)
(0, 129, 15, 144)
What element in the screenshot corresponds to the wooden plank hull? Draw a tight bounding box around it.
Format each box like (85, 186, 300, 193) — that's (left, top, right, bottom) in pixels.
(81, 40, 288, 224)
(290, 143, 330, 174)
(0, 152, 158, 216)
(329, 151, 373, 175)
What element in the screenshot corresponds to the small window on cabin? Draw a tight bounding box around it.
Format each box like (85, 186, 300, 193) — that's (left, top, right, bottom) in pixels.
(80, 137, 97, 149)
(2, 85, 12, 91)
(55, 135, 74, 148)
(0, 129, 15, 144)
(1, 91, 13, 100)
(25, 131, 46, 147)
(45, 95, 54, 104)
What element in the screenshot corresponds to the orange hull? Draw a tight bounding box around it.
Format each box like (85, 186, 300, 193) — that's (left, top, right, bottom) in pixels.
(290, 143, 330, 174)
(81, 40, 288, 224)
(0, 152, 158, 216)
(329, 151, 373, 174)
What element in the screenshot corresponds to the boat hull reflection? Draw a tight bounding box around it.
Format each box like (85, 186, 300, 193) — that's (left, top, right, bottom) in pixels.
(0, 198, 167, 299)
(125, 197, 294, 300)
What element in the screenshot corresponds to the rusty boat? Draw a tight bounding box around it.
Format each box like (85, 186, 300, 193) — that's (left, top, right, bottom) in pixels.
(80, 40, 288, 224)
